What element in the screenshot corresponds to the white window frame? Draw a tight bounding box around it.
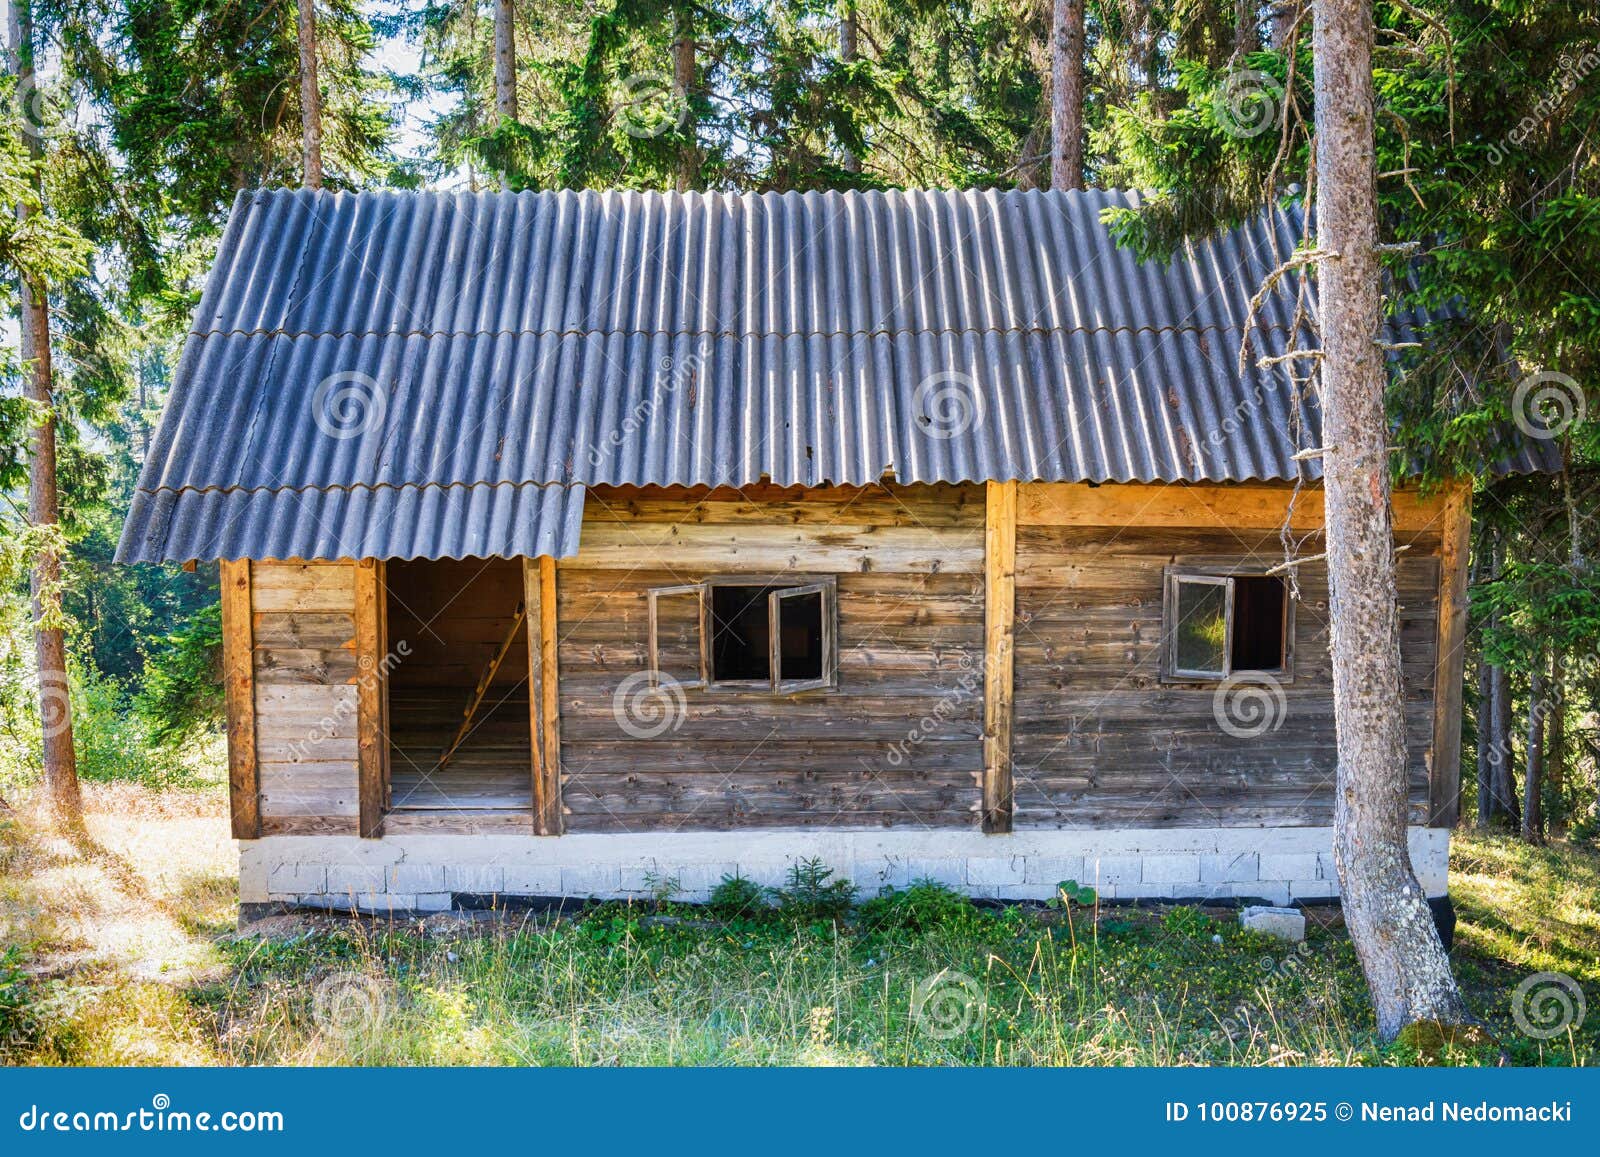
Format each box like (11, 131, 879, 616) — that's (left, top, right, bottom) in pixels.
(1161, 565, 1295, 683)
(646, 575, 839, 695)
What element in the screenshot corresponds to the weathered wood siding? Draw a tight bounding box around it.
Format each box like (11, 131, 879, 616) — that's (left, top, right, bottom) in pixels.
(1009, 483, 1445, 829)
(229, 482, 1457, 841)
(557, 484, 988, 831)
(251, 561, 361, 834)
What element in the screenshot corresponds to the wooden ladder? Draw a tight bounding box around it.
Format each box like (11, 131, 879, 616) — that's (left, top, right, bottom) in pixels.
(438, 599, 526, 771)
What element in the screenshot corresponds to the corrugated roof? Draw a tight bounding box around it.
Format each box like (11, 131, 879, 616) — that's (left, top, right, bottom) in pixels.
(118, 186, 1554, 564)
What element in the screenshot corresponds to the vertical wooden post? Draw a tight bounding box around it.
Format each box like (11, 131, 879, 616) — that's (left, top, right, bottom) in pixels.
(525, 556, 564, 835)
(983, 481, 1018, 833)
(353, 558, 387, 838)
(220, 560, 259, 839)
(1429, 480, 1472, 828)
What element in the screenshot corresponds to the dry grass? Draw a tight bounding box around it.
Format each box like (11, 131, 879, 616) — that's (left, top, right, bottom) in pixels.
(0, 785, 234, 1063)
(1, 787, 1594, 1067)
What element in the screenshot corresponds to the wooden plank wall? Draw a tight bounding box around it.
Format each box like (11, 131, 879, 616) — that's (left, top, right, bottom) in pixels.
(220, 561, 259, 838)
(228, 482, 1463, 840)
(1009, 482, 1447, 830)
(251, 561, 362, 835)
(557, 483, 988, 831)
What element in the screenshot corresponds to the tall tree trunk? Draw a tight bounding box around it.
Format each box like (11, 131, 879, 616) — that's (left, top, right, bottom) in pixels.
(839, 2, 861, 175)
(1050, 0, 1085, 190)
(1491, 654, 1519, 825)
(671, 5, 696, 193)
(1477, 525, 1518, 826)
(493, 0, 517, 122)
(8, 0, 81, 820)
(1234, 0, 1260, 58)
(1473, 526, 1494, 827)
(1522, 665, 1545, 844)
(1271, 0, 1297, 50)
(297, 0, 323, 188)
(1313, 0, 1468, 1040)
(1475, 646, 1493, 825)
(1547, 653, 1566, 836)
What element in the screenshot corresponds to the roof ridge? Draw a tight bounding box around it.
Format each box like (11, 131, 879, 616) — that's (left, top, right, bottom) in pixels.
(186, 320, 1311, 342)
(134, 479, 584, 500)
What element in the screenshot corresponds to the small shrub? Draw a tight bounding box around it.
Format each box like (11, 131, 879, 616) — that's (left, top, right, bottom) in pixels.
(1048, 880, 1097, 908)
(859, 879, 976, 933)
(708, 873, 768, 919)
(70, 662, 194, 788)
(771, 857, 856, 921)
(640, 871, 681, 904)
(1162, 906, 1213, 937)
(137, 602, 224, 746)
(0, 945, 36, 1055)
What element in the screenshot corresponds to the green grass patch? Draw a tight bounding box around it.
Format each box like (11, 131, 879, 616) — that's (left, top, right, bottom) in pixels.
(2, 804, 1595, 1067)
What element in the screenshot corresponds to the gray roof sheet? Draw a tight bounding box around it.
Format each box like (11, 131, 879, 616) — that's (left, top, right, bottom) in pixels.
(118, 186, 1552, 564)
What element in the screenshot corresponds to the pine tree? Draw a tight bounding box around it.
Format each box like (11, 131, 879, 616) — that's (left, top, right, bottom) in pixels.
(7, 0, 82, 819)
(1312, 0, 1470, 1040)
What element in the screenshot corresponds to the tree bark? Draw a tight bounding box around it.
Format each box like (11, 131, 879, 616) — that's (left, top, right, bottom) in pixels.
(296, 0, 323, 189)
(1522, 664, 1545, 844)
(8, 0, 81, 820)
(1050, 0, 1085, 190)
(672, 4, 696, 193)
(1313, 0, 1469, 1040)
(839, 2, 861, 175)
(1235, 0, 1260, 58)
(1490, 654, 1519, 825)
(1271, 0, 1298, 50)
(1473, 528, 1494, 827)
(1474, 647, 1492, 825)
(493, 0, 517, 123)
(1547, 653, 1566, 836)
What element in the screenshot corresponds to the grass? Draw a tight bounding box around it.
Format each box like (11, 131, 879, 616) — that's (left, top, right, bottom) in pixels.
(0, 785, 1595, 1067)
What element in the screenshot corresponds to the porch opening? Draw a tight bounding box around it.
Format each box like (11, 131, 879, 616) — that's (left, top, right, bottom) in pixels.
(384, 557, 533, 812)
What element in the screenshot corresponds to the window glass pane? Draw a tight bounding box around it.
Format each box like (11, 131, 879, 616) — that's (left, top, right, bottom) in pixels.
(1231, 576, 1287, 671)
(1173, 580, 1228, 675)
(776, 590, 824, 682)
(709, 585, 774, 681)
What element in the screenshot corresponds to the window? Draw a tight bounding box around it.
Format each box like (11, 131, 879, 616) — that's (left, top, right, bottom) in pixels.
(1163, 567, 1293, 681)
(647, 576, 837, 694)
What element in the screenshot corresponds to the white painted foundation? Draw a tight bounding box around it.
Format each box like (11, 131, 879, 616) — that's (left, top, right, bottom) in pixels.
(240, 826, 1450, 913)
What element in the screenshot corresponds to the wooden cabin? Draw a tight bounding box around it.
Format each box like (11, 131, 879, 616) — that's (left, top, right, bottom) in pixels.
(119, 188, 1541, 917)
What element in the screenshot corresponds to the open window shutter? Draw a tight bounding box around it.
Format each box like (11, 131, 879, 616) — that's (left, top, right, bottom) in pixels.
(1221, 577, 1237, 678)
(647, 584, 706, 689)
(768, 581, 836, 693)
(1166, 571, 1233, 679)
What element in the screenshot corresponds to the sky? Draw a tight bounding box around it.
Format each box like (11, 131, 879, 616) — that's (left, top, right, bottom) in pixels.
(367, 0, 470, 188)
